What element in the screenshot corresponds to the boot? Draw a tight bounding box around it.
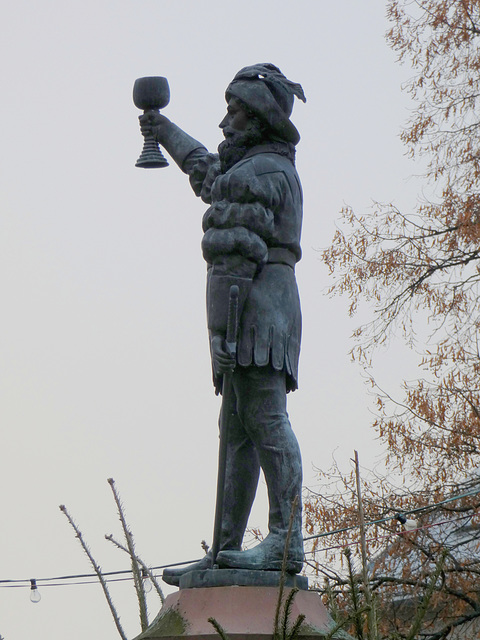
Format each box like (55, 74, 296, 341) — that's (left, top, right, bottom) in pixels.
(216, 531, 303, 573)
(163, 553, 213, 586)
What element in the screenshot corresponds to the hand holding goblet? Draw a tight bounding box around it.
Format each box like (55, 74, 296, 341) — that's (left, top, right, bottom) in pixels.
(133, 76, 170, 168)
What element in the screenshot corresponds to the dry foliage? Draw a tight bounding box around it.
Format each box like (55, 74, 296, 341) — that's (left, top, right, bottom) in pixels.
(304, 464, 480, 639)
(308, 2, 480, 638)
(323, 0, 480, 488)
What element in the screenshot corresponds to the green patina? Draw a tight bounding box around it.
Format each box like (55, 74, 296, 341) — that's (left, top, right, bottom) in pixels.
(135, 607, 189, 638)
(295, 620, 353, 640)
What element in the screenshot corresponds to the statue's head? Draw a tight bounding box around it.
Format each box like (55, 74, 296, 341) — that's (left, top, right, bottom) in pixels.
(217, 64, 305, 172)
(225, 63, 306, 145)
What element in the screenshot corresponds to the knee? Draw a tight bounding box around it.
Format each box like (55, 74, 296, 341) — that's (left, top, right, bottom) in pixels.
(237, 404, 292, 444)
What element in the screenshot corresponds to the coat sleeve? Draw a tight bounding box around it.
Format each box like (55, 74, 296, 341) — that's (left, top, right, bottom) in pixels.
(182, 149, 221, 204)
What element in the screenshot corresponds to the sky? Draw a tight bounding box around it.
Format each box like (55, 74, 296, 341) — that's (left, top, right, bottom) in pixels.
(0, 1, 423, 638)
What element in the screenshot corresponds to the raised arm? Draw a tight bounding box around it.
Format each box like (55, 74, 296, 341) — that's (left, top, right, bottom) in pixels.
(138, 111, 208, 173)
(139, 111, 220, 202)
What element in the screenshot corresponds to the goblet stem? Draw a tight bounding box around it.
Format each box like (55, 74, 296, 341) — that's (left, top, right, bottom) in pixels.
(136, 119, 169, 168)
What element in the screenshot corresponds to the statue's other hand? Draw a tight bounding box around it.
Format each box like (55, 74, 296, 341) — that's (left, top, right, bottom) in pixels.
(211, 335, 236, 375)
(138, 110, 171, 143)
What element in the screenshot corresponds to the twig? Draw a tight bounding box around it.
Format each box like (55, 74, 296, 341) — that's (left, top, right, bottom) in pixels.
(59, 505, 127, 640)
(105, 534, 165, 603)
(286, 612, 306, 640)
(273, 495, 302, 640)
(107, 478, 149, 631)
(405, 549, 448, 640)
(344, 547, 364, 640)
(208, 616, 231, 640)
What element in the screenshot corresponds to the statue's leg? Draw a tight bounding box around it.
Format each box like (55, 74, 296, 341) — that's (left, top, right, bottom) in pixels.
(220, 407, 260, 551)
(163, 388, 260, 586)
(217, 365, 304, 572)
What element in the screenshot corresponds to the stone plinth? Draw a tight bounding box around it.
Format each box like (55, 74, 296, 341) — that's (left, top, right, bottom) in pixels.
(134, 584, 345, 640)
(180, 568, 308, 591)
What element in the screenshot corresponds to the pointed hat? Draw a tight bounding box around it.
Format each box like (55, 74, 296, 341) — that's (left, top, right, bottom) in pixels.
(225, 63, 306, 145)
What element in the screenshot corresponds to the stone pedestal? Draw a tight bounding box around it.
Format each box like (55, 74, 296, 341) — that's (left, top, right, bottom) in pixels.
(133, 571, 346, 640)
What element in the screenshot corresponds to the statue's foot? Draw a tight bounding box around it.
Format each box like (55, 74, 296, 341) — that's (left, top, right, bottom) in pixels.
(216, 535, 303, 574)
(162, 553, 213, 586)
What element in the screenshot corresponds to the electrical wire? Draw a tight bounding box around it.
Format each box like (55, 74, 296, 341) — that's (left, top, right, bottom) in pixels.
(303, 484, 480, 542)
(2, 485, 479, 590)
(312, 513, 473, 554)
(0, 576, 136, 589)
(0, 558, 202, 587)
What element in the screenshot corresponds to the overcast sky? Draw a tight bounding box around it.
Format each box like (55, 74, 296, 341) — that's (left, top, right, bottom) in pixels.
(0, 1, 423, 638)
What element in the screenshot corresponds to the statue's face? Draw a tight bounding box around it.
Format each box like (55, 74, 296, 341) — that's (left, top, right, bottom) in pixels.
(219, 98, 251, 135)
(217, 97, 267, 173)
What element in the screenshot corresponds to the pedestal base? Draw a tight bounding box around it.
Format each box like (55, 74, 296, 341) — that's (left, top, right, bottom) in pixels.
(134, 585, 348, 640)
(180, 568, 308, 590)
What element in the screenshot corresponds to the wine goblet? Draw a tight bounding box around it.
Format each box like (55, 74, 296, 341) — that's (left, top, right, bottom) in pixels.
(133, 76, 170, 168)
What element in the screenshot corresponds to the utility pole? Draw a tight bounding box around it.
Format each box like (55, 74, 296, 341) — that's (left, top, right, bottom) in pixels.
(354, 450, 377, 640)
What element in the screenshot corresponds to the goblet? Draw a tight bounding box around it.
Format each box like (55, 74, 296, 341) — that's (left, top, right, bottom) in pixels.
(133, 76, 170, 168)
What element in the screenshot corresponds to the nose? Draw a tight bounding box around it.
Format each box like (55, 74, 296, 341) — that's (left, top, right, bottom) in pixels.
(219, 114, 228, 129)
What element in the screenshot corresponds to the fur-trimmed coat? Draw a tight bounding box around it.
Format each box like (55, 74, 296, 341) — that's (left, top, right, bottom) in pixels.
(184, 142, 303, 393)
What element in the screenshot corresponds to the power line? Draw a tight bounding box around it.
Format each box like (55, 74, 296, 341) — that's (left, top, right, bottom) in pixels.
(303, 484, 480, 542)
(2, 485, 479, 591)
(313, 513, 473, 554)
(0, 558, 202, 586)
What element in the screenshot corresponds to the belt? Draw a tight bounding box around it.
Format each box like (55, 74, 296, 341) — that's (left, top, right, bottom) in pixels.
(267, 248, 297, 269)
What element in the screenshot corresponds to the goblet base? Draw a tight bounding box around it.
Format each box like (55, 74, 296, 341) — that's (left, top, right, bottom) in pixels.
(135, 137, 169, 169)
(135, 156, 169, 169)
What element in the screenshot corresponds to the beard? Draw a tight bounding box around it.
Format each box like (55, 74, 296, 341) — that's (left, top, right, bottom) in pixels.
(217, 121, 266, 173)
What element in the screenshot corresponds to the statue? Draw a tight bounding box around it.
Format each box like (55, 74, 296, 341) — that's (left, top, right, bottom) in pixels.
(138, 64, 306, 586)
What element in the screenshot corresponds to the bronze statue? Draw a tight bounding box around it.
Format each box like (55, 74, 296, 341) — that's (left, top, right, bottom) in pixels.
(138, 64, 306, 585)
